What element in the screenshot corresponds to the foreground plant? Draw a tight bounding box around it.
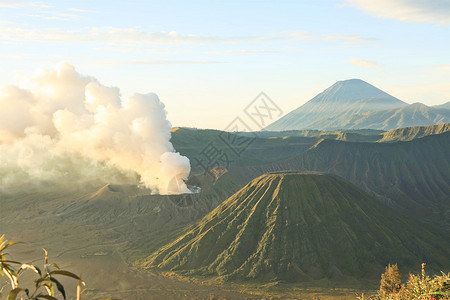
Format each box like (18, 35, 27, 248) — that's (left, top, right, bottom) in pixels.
(358, 263, 450, 299)
(379, 264, 403, 297)
(0, 234, 85, 300)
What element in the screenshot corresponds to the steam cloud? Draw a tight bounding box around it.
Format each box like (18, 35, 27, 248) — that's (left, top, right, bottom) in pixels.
(0, 62, 191, 194)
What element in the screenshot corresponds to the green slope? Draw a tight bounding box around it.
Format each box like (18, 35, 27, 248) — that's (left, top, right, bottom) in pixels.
(146, 172, 448, 282)
(260, 132, 450, 229)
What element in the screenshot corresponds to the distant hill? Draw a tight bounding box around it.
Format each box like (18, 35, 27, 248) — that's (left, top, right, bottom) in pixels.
(170, 127, 318, 171)
(378, 123, 450, 142)
(171, 124, 450, 173)
(260, 132, 450, 229)
(320, 103, 450, 130)
(146, 172, 448, 282)
(265, 79, 407, 131)
(434, 101, 450, 110)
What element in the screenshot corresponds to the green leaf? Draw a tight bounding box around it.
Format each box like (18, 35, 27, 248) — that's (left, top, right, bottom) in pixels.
(35, 277, 51, 288)
(50, 270, 82, 281)
(36, 295, 59, 300)
(4, 267, 18, 288)
(6, 288, 24, 300)
(48, 263, 60, 269)
(43, 282, 54, 296)
(18, 263, 42, 275)
(0, 260, 22, 265)
(49, 277, 66, 300)
(430, 291, 450, 295)
(0, 241, 19, 252)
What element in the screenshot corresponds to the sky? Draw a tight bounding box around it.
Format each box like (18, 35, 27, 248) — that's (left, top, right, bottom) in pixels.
(1, 0, 450, 129)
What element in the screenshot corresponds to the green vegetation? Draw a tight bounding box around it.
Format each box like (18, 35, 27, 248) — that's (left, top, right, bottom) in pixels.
(146, 172, 448, 282)
(0, 235, 84, 300)
(359, 263, 450, 299)
(378, 264, 403, 297)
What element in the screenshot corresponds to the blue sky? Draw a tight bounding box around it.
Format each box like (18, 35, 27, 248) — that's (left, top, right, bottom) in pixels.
(1, 0, 449, 129)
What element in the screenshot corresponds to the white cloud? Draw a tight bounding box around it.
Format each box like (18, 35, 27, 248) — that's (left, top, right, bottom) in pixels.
(45, 55, 221, 67)
(349, 58, 379, 67)
(0, 26, 240, 44)
(68, 8, 93, 13)
(0, 0, 50, 8)
(25, 12, 82, 21)
(0, 0, 24, 8)
(288, 30, 377, 44)
(344, 0, 450, 24)
(115, 59, 222, 66)
(205, 50, 278, 54)
(0, 23, 378, 47)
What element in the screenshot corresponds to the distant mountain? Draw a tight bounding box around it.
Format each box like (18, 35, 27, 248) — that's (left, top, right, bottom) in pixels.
(146, 172, 448, 282)
(265, 79, 407, 131)
(170, 127, 318, 171)
(264, 132, 450, 229)
(433, 101, 450, 110)
(320, 103, 450, 131)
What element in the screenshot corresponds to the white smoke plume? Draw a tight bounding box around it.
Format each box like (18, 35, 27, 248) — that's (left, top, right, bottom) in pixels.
(0, 62, 191, 194)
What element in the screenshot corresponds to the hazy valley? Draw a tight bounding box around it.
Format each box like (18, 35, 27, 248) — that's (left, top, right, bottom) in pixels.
(1, 75, 449, 299)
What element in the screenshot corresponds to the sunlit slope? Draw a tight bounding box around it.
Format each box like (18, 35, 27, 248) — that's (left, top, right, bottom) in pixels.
(377, 123, 450, 142)
(146, 172, 448, 282)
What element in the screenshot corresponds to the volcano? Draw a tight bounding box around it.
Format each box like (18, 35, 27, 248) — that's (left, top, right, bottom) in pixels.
(265, 79, 407, 131)
(146, 172, 448, 282)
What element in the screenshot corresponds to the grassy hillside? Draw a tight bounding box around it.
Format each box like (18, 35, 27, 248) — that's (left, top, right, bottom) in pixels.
(263, 132, 450, 229)
(146, 172, 448, 282)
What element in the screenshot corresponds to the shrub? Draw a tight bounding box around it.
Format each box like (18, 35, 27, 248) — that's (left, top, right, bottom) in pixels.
(379, 264, 404, 298)
(359, 263, 450, 300)
(0, 234, 85, 300)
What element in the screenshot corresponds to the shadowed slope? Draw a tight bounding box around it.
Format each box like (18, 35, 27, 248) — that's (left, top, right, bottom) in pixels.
(269, 132, 450, 229)
(146, 172, 448, 282)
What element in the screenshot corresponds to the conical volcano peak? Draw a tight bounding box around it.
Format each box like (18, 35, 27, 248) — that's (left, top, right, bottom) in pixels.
(146, 172, 445, 282)
(330, 78, 372, 88)
(265, 79, 407, 131)
(316, 79, 402, 104)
